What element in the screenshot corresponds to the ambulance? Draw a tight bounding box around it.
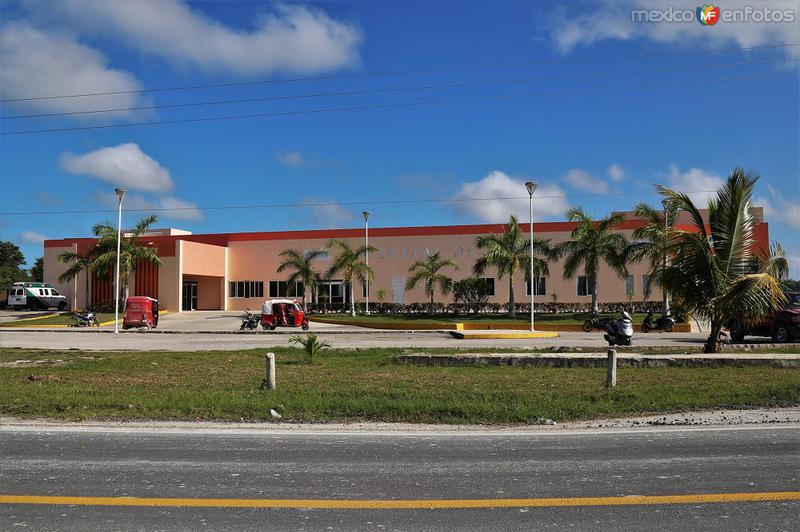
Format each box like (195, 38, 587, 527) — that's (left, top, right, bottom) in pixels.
(6, 282, 68, 310)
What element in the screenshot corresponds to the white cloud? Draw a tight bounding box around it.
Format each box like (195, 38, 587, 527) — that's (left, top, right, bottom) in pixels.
(157, 196, 204, 222)
(277, 151, 306, 167)
(755, 185, 800, 230)
(60, 143, 173, 193)
(607, 164, 626, 182)
(35, 192, 62, 206)
(303, 198, 355, 228)
(788, 255, 800, 279)
(561, 168, 608, 193)
(94, 191, 204, 222)
(549, 0, 799, 57)
(452, 170, 569, 223)
(0, 23, 147, 119)
(21, 230, 49, 244)
(662, 164, 724, 205)
(41, 0, 363, 75)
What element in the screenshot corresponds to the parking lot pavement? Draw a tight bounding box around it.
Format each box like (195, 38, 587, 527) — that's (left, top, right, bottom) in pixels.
(155, 311, 359, 332)
(0, 328, 780, 352)
(0, 309, 54, 324)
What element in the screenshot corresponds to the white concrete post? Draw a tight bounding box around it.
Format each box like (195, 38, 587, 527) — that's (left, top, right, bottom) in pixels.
(606, 348, 617, 387)
(262, 352, 276, 390)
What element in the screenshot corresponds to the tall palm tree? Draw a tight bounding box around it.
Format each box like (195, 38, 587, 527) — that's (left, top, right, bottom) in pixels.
(473, 215, 551, 318)
(325, 239, 377, 317)
(627, 201, 678, 314)
(57, 249, 95, 310)
(656, 168, 787, 353)
(406, 251, 459, 314)
(277, 248, 327, 312)
(554, 208, 628, 313)
(91, 214, 161, 309)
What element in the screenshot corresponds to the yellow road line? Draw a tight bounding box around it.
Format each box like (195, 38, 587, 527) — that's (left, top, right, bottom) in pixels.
(1, 492, 798, 509)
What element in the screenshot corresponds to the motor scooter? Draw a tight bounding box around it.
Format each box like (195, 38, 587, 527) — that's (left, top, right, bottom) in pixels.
(71, 310, 99, 327)
(240, 309, 260, 331)
(582, 310, 613, 332)
(604, 310, 633, 346)
(641, 309, 675, 333)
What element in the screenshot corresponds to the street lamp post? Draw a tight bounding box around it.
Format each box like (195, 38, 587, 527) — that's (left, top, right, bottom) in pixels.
(525, 181, 537, 332)
(114, 188, 125, 334)
(661, 199, 670, 315)
(363, 211, 370, 315)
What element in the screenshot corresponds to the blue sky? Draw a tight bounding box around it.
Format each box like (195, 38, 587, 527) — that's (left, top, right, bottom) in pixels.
(1, 0, 798, 275)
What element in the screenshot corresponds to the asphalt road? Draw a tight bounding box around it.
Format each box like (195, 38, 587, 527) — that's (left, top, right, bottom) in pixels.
(0, 329, 752, 351)
(0, 425, 798, 530)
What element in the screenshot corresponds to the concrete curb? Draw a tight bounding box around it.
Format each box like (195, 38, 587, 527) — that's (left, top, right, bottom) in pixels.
(398, 352, 800, 368)
(0, 328, 450, 335)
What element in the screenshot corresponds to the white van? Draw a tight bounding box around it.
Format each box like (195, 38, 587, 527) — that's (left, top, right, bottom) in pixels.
(6, 282, 68, 310)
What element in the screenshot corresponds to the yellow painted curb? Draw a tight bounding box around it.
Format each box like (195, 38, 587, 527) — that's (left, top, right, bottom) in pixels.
(1, 491, 797, 509)
(452, 331, 560, 339)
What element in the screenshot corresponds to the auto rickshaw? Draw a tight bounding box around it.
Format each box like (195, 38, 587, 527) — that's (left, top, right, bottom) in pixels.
(123, 296, 159, 330)
(260, 299, 309, 331)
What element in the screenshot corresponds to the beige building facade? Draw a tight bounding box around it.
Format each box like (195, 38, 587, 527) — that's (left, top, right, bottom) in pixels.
(43, 210, 769, 312)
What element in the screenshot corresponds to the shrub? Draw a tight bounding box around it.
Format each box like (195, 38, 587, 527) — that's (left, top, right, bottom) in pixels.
(289, 332, 331, 363)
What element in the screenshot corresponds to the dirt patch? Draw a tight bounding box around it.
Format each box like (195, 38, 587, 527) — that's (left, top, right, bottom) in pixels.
(27, 374, 63, 382)
(0, 356, 104, 368)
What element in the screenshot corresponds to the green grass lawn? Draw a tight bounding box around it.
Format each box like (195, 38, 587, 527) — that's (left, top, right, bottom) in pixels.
(0, 312, 116, 327)
(2, 347, 797, 424)
(311, 312, 650, 325)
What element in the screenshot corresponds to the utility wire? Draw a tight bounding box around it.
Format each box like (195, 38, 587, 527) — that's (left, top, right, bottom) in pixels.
(4, 57, 795, 121)
(3, 187, 798, 217)
(2, 70, 794, 136)
(2, 42, 798, 103)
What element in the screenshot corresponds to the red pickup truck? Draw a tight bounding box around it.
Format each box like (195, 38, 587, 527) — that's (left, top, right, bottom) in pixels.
(728, 292, 800, 343)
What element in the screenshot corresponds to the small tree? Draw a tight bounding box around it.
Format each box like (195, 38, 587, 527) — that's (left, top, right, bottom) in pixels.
(290, 332, 331, 363)
(656, 168, 787, 353)
(554, 208, 629, 313)
(453, 277, 492, 314)
(91, 214, 162, 309)
(0, 241, 27, 289)
(473, 215, 551, 318)
(58, 249, 95, 310)
(406, 251, 459, 314)
(277, 248, 326, 312)
(29, 257, 44, 282)
(326, 239, 377, 317)
(627, 202, 678, 314)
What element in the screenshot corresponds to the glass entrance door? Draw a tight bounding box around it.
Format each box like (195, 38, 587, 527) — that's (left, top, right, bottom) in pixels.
(182, 281, 197, 311)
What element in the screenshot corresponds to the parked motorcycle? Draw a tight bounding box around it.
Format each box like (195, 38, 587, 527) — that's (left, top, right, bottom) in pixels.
(604, 310, 634, 346)
(71, 310, 99, 327)
(641, 310, 675, 333)
(240, 309, 260, 331)
(582, 311, 613, 332)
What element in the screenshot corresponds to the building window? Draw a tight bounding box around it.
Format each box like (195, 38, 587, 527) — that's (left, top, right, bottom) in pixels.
(229, 281, 264, 298)
(577, 276, 594, 296)
(269, 281, 304, 298)
(625, 275, 634, 296)
(362, 282, 368, 298)
(526, 277, 547, 296)
(480, 278, 495, 296)
(643, 275, 652, 298)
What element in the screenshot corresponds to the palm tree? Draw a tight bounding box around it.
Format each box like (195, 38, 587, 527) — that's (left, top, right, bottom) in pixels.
(554, 208, 628, 313)
(406, 251, 459, 314)
(656, 168, 787, 353)
(627, 202, 677, 314)
(277, 248, 327, 312)
(325, 239, 377, 317)
(90, 214, 162, 309)
(473, 215, 551, 318)
(57, 249, 95, 310)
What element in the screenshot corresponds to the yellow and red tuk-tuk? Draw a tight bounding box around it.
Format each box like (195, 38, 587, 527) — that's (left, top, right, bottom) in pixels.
(123, 296, 159, 330)
(260, 299, 309, 331)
